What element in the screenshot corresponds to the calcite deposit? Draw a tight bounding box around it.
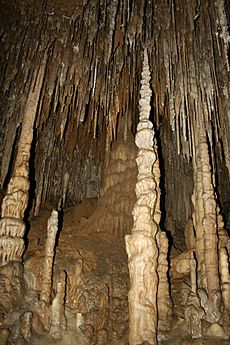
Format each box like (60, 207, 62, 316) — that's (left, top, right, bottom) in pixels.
(125, 51, 171, 345)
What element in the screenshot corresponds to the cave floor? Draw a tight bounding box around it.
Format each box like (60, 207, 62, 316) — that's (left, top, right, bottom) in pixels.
(21, 200, 230, 345)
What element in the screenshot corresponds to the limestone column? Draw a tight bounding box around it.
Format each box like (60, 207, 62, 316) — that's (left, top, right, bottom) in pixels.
(125, 50, 159, 345)
(0, 58, 47, 266)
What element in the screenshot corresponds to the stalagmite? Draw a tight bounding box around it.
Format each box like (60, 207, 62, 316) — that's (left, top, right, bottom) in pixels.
(0, 329, 10, 345)
(125, 50, 159, 345)
(192, 148, 206, 289)
(152, 139, 161, 226)
(184, 251, 204, 339)
(156, 231, 172, 334)
(200, 129, 220, 298)
(189, 252, 197, 294)
(49, 270, 67, 339)
(0, 58, 46, 265)
(184, 291, 205, 339)
(40, 209, 59, 304)
(197, 287, 221, 324)
(66, 258, 84, 309)
(219, 247, 230, 312)
(192, 126, 221, 312)
(20, 311, 33, 342)
(153, 124, 172, 335)
(217, 208, 230, 255)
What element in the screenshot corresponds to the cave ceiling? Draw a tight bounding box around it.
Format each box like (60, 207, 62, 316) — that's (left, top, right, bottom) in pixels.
(0, 0, 229, 223)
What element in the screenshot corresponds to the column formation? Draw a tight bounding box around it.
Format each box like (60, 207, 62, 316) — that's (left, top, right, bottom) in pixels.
(0, 60, 46, 266)
(125, 50, 159, 345)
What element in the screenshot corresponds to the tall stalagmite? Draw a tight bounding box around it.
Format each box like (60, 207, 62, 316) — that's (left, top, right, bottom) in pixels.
(192, 126, 221, 319)
(125, 50, 159, 345)
(0, 58, 46, 265)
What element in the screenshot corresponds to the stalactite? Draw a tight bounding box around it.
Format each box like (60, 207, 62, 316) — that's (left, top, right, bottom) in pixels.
(58, 171, 70, 210)
(215, 0, 230, 71)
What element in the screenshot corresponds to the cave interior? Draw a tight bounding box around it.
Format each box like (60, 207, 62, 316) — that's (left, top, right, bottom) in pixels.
(0, 0, 230, 344)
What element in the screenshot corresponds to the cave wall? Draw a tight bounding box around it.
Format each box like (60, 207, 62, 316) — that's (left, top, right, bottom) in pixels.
(0, 0, 229, 230)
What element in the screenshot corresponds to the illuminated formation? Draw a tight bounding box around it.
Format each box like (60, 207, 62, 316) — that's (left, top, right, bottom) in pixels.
(125, 50, 171, 345)
(0, 1, 229, 344)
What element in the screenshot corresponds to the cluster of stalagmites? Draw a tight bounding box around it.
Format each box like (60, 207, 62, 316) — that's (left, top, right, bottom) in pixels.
(182, 125, 230, 339)
(125, 49, 230, 345)
(171, 128, 230, 340)
(0, 209, 88, 344)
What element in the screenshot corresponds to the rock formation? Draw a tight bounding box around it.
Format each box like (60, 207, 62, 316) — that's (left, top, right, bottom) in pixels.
(192, 127, 220, 308)
(88, 132, 137, 238)
(0, 0, 229, 344)
(40, 209, 59, 304)
(184, 252, 204, 339)
(219, 247, 230, 313)
(0, 58, 46, 265)
(125, 50, 160, 345)
(157, 231, 172, 335)
(49, 270, 67, 339)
